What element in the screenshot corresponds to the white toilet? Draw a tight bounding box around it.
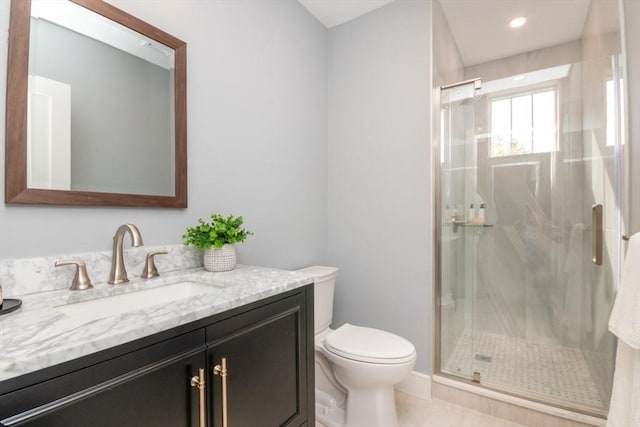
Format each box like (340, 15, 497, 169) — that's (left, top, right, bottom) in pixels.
(297, 266, 416, 427)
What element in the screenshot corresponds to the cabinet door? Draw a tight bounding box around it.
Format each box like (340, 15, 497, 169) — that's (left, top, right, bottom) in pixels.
(0, 348, 206, 427)
(207, 294, 308, 427)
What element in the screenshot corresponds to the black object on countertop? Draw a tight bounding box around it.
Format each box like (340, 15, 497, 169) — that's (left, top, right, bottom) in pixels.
(0, 298, 22, 316)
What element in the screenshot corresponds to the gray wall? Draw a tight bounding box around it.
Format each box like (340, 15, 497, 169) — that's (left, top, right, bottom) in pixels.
(0, 0, 328, 270)
(432, 0, 463, 87)
(327, 0, 432, 374)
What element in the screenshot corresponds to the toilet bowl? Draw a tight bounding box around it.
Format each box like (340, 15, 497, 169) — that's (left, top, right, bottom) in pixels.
(297, 266, 416, 427)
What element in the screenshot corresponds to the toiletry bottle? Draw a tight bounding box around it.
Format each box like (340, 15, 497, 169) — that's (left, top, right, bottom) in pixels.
(479, 203, 486, 225)
(468, 203, 475, 223)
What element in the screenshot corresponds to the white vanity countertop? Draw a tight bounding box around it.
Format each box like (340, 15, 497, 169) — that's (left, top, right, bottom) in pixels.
(0, 265, 314, 382)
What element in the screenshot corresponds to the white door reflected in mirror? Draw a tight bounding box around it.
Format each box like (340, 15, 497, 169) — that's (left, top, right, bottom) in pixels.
(27, 75, 71, 191)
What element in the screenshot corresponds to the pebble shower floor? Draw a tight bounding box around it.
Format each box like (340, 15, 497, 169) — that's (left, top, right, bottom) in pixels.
(443, 330, 609, 412)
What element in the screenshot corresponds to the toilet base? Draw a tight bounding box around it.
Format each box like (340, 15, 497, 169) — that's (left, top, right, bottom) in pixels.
(344, 387, 399, 427)
(316, 389, 346, 427)
(316, 387, 399, 427)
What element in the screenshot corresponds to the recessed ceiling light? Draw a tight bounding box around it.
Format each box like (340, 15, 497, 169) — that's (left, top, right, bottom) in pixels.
(509, 16, 527, 28)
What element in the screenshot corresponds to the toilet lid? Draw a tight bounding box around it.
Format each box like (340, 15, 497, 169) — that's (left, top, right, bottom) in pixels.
(324, 323, 416, 364)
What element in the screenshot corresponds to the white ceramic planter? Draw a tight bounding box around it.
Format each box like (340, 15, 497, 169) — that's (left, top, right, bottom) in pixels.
(203, 244, 236, 272)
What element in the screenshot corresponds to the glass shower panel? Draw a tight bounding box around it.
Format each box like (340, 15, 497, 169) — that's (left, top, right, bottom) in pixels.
(435, 0, 625, 418)
(438, 57, 621, 417)
(438, 82, 480, 381)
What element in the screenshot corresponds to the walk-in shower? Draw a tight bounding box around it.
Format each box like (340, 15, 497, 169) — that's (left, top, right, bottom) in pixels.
(434, 0, 627, 417)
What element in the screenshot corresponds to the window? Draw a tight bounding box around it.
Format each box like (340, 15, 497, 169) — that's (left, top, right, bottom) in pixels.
(490, 88, 557, 157)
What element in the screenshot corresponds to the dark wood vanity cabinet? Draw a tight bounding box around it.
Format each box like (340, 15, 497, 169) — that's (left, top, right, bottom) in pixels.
(207, 292, 309, 427)
(0, 329, 206, 426)
(0, 287, 314, 427)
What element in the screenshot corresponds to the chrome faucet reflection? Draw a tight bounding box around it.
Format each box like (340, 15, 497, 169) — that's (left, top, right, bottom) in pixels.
(109, 224, 144, 285)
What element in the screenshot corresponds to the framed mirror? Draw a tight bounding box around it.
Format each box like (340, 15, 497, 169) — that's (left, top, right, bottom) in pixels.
(5, 0, 187, 207)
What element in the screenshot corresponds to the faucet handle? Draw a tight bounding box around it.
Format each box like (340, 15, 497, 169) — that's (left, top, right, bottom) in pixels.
(141, 251, 168, 279)
(55, 259, 93, 291)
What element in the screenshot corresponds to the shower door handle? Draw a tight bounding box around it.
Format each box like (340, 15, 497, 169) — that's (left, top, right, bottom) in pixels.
(592, 204, 603, 265)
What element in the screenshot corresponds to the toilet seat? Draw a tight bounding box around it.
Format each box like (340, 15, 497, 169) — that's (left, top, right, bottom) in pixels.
(324, 323, 416, 365)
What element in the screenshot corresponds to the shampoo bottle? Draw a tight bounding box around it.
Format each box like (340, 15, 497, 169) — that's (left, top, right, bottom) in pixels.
(479, 203, 486, 224)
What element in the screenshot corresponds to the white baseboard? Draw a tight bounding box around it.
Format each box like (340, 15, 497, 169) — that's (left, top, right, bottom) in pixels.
(395, 371, 431, 400)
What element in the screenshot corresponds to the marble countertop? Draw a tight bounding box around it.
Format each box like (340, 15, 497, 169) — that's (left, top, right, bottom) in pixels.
(0, 265, 314, 383)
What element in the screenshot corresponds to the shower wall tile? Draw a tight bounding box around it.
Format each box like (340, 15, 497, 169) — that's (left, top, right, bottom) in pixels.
(464, 41, 582, 82)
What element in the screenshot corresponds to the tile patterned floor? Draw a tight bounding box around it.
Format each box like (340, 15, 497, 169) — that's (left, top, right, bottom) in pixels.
(442, 330, 606, 410)
(315, 391, 526, 427)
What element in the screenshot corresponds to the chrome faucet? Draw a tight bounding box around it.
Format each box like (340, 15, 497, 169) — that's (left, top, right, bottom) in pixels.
(109, 224, 144, 284)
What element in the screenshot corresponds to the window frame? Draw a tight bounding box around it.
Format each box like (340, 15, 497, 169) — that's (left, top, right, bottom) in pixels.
(488, 84, 559, 157)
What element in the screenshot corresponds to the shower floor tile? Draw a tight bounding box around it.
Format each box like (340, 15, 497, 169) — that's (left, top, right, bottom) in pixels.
(443, 330, 607, 411)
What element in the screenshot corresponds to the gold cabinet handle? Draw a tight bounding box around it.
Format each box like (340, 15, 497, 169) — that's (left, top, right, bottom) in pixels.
(214, 357, 228, 427)
(190, 368, 206, 427)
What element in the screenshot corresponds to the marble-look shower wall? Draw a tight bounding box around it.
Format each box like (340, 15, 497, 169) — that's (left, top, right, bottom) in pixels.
(462, 40, 586, 346)
(464, 41, 582, 83)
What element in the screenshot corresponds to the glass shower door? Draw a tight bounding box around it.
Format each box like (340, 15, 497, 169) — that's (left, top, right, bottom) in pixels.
(437, 53, 622, 415)
(438, 80, 481, 383)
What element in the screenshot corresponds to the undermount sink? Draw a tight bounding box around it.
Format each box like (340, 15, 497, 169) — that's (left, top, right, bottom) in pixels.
(55, 281, 216, 322)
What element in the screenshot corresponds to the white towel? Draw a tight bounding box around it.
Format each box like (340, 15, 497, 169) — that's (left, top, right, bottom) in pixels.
(607, 232, 640, 426)
(609, 233, 640, 349)
(607, 340, 640, 427)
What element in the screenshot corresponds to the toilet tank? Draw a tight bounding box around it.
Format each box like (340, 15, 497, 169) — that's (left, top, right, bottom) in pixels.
(296, 266, 338, 334)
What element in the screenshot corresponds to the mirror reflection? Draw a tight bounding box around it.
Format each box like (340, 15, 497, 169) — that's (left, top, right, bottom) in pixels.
(27, 0, 175, 196)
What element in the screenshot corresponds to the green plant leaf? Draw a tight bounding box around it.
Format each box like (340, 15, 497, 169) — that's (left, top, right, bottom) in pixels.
(183, 213, 254, 250)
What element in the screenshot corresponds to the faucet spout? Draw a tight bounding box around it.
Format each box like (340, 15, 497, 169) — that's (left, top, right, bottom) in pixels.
(109, 224, 144, 284)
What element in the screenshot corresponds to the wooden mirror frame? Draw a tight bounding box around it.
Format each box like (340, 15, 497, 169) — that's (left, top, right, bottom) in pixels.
(5, 0, 187, 207)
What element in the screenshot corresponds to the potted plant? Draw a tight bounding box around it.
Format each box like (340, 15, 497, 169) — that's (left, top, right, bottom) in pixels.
(183, 214, 253, 272)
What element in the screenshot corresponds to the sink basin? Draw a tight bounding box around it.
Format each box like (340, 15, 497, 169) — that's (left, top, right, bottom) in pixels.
(55, 281, 216, 321)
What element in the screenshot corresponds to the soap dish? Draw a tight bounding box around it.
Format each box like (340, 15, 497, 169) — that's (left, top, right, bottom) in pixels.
(0, 299, 22, 316)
